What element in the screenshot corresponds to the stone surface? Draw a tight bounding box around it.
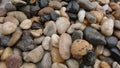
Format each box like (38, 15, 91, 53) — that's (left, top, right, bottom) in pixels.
(101, 17, 114, 36)
(91, 24, 101, 30)
(95, 45, 104, 56)
(51, 34, 59, 48)
(24, 46, 44, 63)
(114, 30, 120, 39)
(94, 59, 101, 68)
(6, 54, 22, 68)
(0, 8, 6, 17)
(78, 9, 86, 23)
(0, 35, 10, 47)
(52, 63, 68, 68)
(56, 17, 70, 34)
(37, 53, 52, 68)
(20, 63, 37, 68)
(66, 59, 79, 68)
(13, 48, 21, 56)
(72, 30, 83, 41)
(44, 21, 56, 36)
(2, 22, 17, 35)
(103, 48, 111, 57)
(113, 9, 120, 20)
(98, 0, 110, 4)
(42, 36, 51, 50)
(34, 36, 45, 45)
(86, 12, 96, 24)
(38, 0, 48, 8)
(100, 61, 111, 68)
(49, 1, 62, 9)
(112, 62, 120, 68)
(50, 11, 59, 21)
(109, 2, 120, 10)
(30, 29, 43, 37)
(117, 41, 120, 50)
(84, 27, 106, 45)
(7, 28, 22, 47)
(71, 39, 93, 59)
(115, 20, 120, 29)
(0, 62, 7, 68)
(51, 47, 64, 63)
(20, 19, 32, 29)
(5, 3, 16, 12)
(59, 33, 72, 60)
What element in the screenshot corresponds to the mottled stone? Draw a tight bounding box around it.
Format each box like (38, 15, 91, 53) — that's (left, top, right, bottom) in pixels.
(34, 36, 45, 45)
(0, 8, 6, 17)
(72, 30, 83, 41)
(100, 61, 111, 68)
(49, 1, 62, 9)
(30, 29, 43, 37)
(103, 48, 111, 57)
(42, 36, 51, 50)
(95, 45, 104, 56)
(66, 59, 79, 68)
(20, 19, 32, 29)
(86, 12, 96, 24)
(51, 34, 59, 48)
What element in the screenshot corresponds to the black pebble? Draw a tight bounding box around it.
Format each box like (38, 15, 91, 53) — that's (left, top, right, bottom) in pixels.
(38, 0, 48, 8)
(50, 11, 59, 21)
(106, 36, 118, 48)
(68, 13, 78, 20)
(66, 0, 80, 13)
(0, 35, 10, 47)
(72, 30, 83, 41)
(30, 4, 40, 16)
(40, 14, 51, 23)
(31, 23, 44, 29)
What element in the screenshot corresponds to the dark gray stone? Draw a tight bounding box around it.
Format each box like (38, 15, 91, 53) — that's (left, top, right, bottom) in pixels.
(72, 30, 83, 41)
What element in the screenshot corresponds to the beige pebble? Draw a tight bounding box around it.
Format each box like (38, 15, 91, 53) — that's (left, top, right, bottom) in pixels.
(114, 30, 120, 39)
(49, 1, 62, 9)
(78, 9, 86, 23)
(30, 29, 43, 37)
(0, 17, 4, 23)
(13, 48, 21, 56)
(109, 2, 120, 10)
(0, 62, 7, 68)
(0, 47, 4, 56)
(103, 48, 111, 57)
(2, 22, 17, 35)
(98, 0, 110, 4)
(91, 24, 101, 30)
(66, 59, 79, 68)
(94, 59, 101, 68)
(20, 19, 32, 29)
(52, 63, 68, 68)
(95, 45, 104, 56)
(20, 63, 37, 68)
(112, 62, 120, 68)
(60, 7, 69, 19)
(51, 34, 59, 48)
(100, 61, 111, 68)
(42, 36, 51, 50)
(34, 36, 45, 45)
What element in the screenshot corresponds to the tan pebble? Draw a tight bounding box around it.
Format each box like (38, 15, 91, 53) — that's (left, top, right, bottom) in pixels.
(91, 24, 101, 30)
(66, 59, 79, 68)
(112, 62, 120, 68)
(60, 7, 69, 19)
(42, 36, 51, 50)
(30, 29, 43, 37)
(95, 45, 104, 56)
(38, 7, 54, 16)
(13, 48, 21, 56)
(2, 22, 17, 35)
(0, 47, 4, 56)
(114, 30, 120, 39)
(52, 63, 68, 68)
(20, 63, 37, 68)
(94, 59, 101, 68)
(7, 28, 22, 47)
(20, 19, 32, 29)
(55, 10, 60, 15)
(100, 61, 111, 68)
(31, 16, 40, 23)
(61, 1, 68, 6)
(98, 0, 110, 4)
(0, 62, 7, 68)
(109, 2, 120, 10)
(71, 39, 93, 59)
(51, 34, 59, 48)
(113, 9, 120, 20)
(24, 46, 44, 63)
(30, 0, 36, 4)
(103, 48, 111, 57)
(34, 36, 45, 45)
(0, 17, 4, 23)
(0, 8, 6, 17)
(51, 47, 64, 63)
(1, 47, 13, 61)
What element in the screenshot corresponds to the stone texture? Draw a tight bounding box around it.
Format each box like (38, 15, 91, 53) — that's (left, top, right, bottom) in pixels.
(34, 36, 45, 45)
(95, 45, 104, 56)
(51, 34, 59, 48)
(49, 1, 62, 9)
(114, 20, 120, 29)
(20, 19, 32, 29)
(86, 12, 96, 24)
(30, 29, 43, 37)
(114, 30, 120, 39)
(20, 63, 37, 68)
(0, 8, 6, 17)
(0, 62, 7, 68)
(42, 36, 51, 50)
(100, 61, 111, 68)
(66, 59, 79, 68)
(78, 9, 86, 23)
(52, 63, 68, 68)
(72, 30, 83, 41)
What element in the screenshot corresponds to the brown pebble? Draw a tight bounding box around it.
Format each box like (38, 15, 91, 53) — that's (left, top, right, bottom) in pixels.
(114, 30, 120, 39)
(113, 9, 120, 20)
(0, 62, 7, 68)
(100, 61, 111, 68)
(0, 8, 6, 17)
(109, 2, 120, 10)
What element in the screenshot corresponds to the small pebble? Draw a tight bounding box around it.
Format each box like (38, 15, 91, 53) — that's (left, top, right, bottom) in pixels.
(114, 20, 120, 29)
(49, 1, 62, 9)
(72, 30, 83, 41)
(52, 63, 68, 68)
(91, 24, 101, 30)
(13, 48, 21, 56)
(114, 30, 120, 39)
(60, 7, 69, 18)
(42, 36, 51, 50)
(113, 9, 120, 20)
(94, 59, 101, 68)
(38, 0, 48, 8)
(78, 9, 86, 23)
(66, 59, 79, 68)
(98, 0, 110, 4)
(100, 61, 111, 68)
(0, 35, 10, 47)
(20, 63, 37, 68)
(30, 29, 43, 37)
(34, 36, 45, 45)
(40, 14, 51, 23)
(112, 62, 120, 68)
(0, 17, 4, 23)
(86, 12, 96, 24)
(20, 19, 32, 29)
(109, 2, 120, 10)
(103, 48, 111, 57)
(95, 45, 104, 56)
(117, 41, 120, 50)
(51, 34, 59, 48)
(5, 3, 16, 12)
(0, 62, 7, 68)
(68, 13, 78, 20)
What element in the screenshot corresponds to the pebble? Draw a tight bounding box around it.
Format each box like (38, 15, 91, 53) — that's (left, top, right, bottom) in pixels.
(78, 9, 86, 23)
(60, 7, 69, 18)
(117, 41, 120, 50)
(7, 28, 22, 47)
(0, 35, 10, 47)
(95, 45, 104, 56)
(0, 24, 2, 35)
(94, 59, 101, 68)
(30, 5, 40, 17)
(103, 48, 111, 57)
(1, 47, 13, 61)
(84, 27, 106, 45)
(40, 14, 51, 23)
(20, 19, 32, 29)
(86, 12, 96, 24)
(112, 62, 120, 68)
(113, 9, 120, 20)
(99, 56, 113, 65)
(49, 1, 62, 9)
(44, 21, 56, 36)
(50, 11, 59, 21)
(80, 63, 92, 68)
(59, 33, 72, 60)
(67, 22, 86, 34)
(115, 20, 120, 29)
(2, 22, 17, 35)
(42, 36, 51, 50)
(91, 24, 101, 30)
(24, 46, 44, 63)
(101, 17, 114, 36)
(78, 0, 96, 10)
(114, 30, 120, 39)
(34, 36, 45, 45)
(31, 22, 42, 29)
(6, 54, 22, 68)
(0, 8, 6, 17)
(13, 48, 21, 56)
(51, 34, 59, 48)
(0, 17, 4, 23)
(109, 2, 120, 10)
(52, 63, 68, 68)
(68, 13, 78, 20)
(0, 47, 4, 56)
(0, 62, 7, 68)
(38, 7, 54, 16)
(7, 11, 27, 22)
(38, 0, 48, 8)
(98, 0, 110, 4)
(5, 3, 16, 12)
(100, 61, 111, 68)
(51, 47, 64, 63)
(72, 30, 83, 41)
(106, 36, 118, 48)
(30, 29, 43, 37)
(71, 39, 93, 59)
(66, 59, 79, 68)
(56, 17, 70, 34)
(37, 53, 52, 68)
(16, 31, 35, 51)
(20, 63, 37, 68)
(4, 16, 19, 25)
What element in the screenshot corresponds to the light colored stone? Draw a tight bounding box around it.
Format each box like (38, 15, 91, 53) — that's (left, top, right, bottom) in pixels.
(0, 17, 4, 23)
(101, 17, 114, 36)
(100, 61, 111, 68)
(7, 28, 22, 47)
(59, 33, 72, 60)
(44, 21, 56, 36)
(0, 62, 7, 68)
(51, 47, 64, 63)
(30, 29, 43, 37)
(2, 22, 17, 35)
(34, 36, 45, 45)
(78, 9, 86, 23)
(52, 63, 68, 68)
(66, 59, 79, 68)
(13, 48, 21, 56)
(112, 62, 120, 68)
(24, 46, 44, 63)
(103, 48, 111, 57)
(60, 7, 69, 19)
(1, 47, 13, 61)
(42, 36, 51, 50)
(91, 24, 101, 30)
(20, 63, 37, 68)
(114, 20, 120, 30)
(94, 59, 101, 68)
(56, 17, 70, 34)
(49, 1, 62, 9)
(95, 45, 104, 56)
(67, 21, 86, 34)
(98, 0, 110, 4)
(51, 34, 59, 48)
(114, 30, 120, 39)
(20, 19, 32, 29)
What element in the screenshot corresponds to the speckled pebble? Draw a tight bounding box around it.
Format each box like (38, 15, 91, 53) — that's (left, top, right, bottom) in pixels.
(20, 19, 32, 29)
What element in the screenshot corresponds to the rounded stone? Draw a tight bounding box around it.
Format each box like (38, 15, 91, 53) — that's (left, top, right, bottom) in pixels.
(72, 30, 83, 41)
(52, 63, 68, 68)
(78, 9, 86, 23)
(71, 39, 93, 59)
(0, 62, 7, 68)
(20, 19, 32, 29)
(115, 20, 120, 29)
(30, 29, 43, 37)
(2, 22, 17, 35)
(66, 59, 79, 68)
(103, 48, 111, 57)
(100, 61, 111, 68)
(49, 1, 62, 9)
(51, 34, 59, 48)
(114, 30, 120, 39)
(95, 45, 104, 56)
(86, 12, 96, 24)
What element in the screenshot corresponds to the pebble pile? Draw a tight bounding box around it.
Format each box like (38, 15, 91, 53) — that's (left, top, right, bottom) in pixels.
(0, 0, 120, 68)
